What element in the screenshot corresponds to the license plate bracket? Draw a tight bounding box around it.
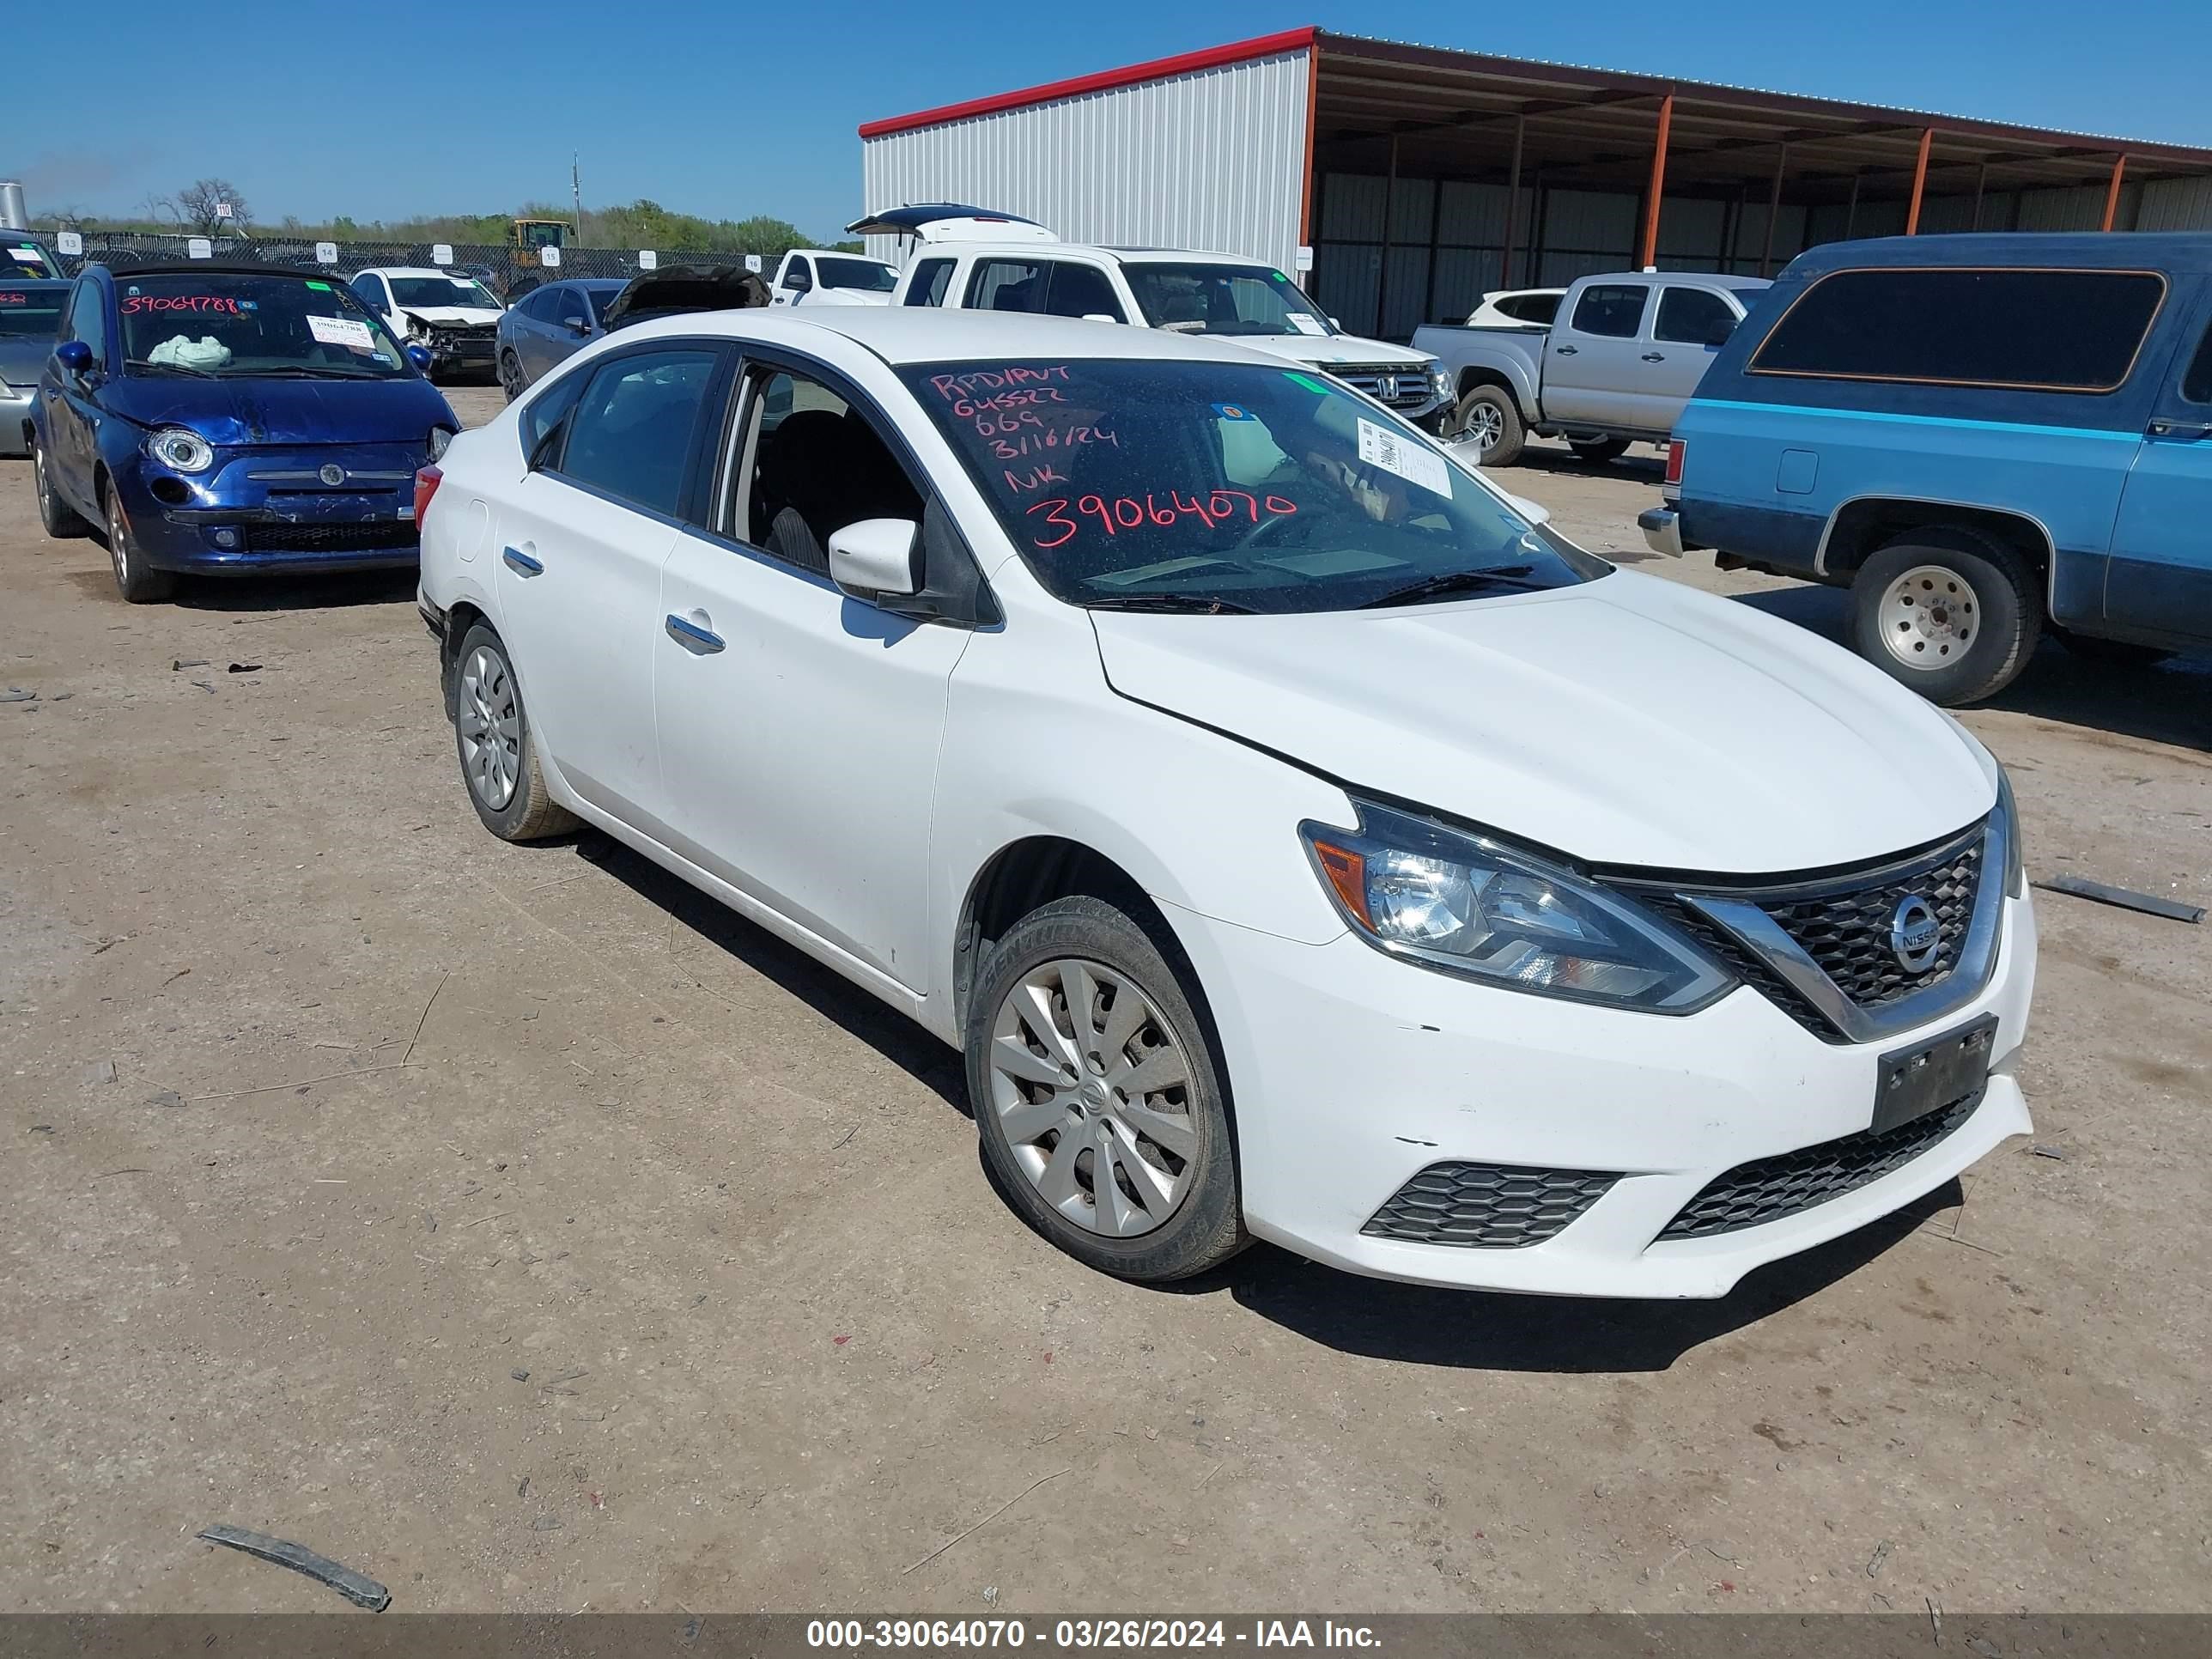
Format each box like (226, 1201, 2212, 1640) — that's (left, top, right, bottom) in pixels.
(1873, 1013, 1997, 1134)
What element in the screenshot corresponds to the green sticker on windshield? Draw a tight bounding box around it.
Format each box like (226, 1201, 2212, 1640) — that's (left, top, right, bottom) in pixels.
(307, 280, 332, 290)
(1282, 371, 1330, 396)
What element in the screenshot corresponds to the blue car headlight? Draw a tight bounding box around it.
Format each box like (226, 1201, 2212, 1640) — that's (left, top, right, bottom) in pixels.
(428, 426, 454, 460)
(146, 427, 215, 474)
(1301, 799, 1735, 1012)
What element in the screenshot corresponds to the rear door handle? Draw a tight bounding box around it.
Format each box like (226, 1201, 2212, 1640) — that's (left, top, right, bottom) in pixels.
(1553, 344, 1578, 356)
(2147, 418, 2212, 441)
(1641, 352, 1666, 362)
(665, 613, 725, 653)
(501, 545, 544, 575)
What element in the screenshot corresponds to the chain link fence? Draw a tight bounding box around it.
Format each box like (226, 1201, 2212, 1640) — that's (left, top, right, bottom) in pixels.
(37, 230, 775, 297)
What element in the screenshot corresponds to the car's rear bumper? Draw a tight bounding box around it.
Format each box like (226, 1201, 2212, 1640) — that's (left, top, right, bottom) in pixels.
(1639, 506, 1692, 558)
(1163, 890, 2036, 1299)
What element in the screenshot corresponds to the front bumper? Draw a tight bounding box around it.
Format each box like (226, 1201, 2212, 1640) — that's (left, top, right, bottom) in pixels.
(1164, 890, 2035, 1298)
(1, 386, 32, 454)
(116, 446, 425, 575)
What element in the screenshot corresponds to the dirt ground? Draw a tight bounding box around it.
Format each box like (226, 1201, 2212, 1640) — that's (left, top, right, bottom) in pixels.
(3, 392, 2208, 1616)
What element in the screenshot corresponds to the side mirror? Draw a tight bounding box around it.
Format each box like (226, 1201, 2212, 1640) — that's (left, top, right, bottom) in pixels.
(565, 316, 592, 337)
(404, 343, 434, 372)
(1080, 313, 1122, 325)
(828, 517, 921, 599)
(786, 273, 812, 295)
(1705, 316, 1738, 348)
(54, 339, 93, 377)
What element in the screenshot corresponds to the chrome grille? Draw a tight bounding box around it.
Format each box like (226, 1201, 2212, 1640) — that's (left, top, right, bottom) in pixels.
(1334, 364, 1432, 409)
(1765, 840, 1980, 1006)
(1363, 1162, 1618, 1249)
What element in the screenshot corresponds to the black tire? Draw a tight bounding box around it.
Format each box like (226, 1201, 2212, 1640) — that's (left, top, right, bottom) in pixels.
(498, 349, 527, 402)
(1566, 436, 1631, 464)
(102, 486, 177, 605)
(2053, 629, 2175, 670)
(1448, 385, 1525, 467)
(966, 895, 1248, 1284)
(32, 437, 89, 538)
(1848, 528, 2040, 706)
(451, 623, 578, 841)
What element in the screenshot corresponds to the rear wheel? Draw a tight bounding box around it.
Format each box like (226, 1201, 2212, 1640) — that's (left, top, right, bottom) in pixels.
(453, 623, 577, 841)
(104, 488, 177, 605)
(33, 438, 89, 538)
(967, 896, 1246, 1284)
(1849, 529, 2039, 705)
(1567, 436, 1631, 464)
(498, 349, 527, 400)
(1446, 386, 1524, 467)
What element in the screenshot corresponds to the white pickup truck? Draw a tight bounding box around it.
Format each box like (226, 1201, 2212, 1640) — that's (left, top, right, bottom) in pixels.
(1415, 271, 1768, 465)
(768, 250, 899, 307)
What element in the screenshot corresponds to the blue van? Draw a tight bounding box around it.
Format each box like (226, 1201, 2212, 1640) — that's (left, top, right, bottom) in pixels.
(1639, 233, 2212, 703)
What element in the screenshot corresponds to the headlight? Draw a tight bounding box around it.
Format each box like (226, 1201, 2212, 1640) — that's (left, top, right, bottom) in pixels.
(1300, 800, 1734, 1012)
(1431, 368, 1453, 400)
(1995, 763, 2027, 898)
(146, 427, 214, 473)
(428, 426, 454, 460)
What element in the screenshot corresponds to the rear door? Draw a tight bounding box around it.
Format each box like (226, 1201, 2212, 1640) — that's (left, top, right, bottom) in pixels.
(2106, 297, 2212, 646)
(1631, 283, 1742, 431)
(1540, 281, 1651, 428)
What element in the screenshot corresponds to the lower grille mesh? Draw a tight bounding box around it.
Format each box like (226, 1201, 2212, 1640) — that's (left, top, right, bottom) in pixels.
(1659, 1090, 1983, 1239)
(1364, 1162, 1618, 1249)
(238, 521, 418, 555)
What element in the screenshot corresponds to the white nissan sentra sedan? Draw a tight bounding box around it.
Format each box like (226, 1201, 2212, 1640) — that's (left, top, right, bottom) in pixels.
(414, 307, 2035, 1297)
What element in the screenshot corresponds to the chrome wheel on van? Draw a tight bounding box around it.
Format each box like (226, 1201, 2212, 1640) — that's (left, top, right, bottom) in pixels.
(988, 957, 1198, 1238)
(1875, 563, 1979, 671)
(457, 643, 521, 810)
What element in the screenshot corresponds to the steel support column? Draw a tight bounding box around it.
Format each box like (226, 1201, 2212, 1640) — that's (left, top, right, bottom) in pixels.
(1638, 94, 1674, 270)
(1760, 142, 1790, 276)
(1905, 127, 1934, 234)
(2102, 153, 2127, 231)
(1844, 169, 1861, 239)
(1499, 113, 1526, 291)
(1376, 132, 1398, 337)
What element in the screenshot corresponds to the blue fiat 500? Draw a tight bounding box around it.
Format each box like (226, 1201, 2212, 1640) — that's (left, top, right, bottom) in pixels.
(27, 263, 459, 602)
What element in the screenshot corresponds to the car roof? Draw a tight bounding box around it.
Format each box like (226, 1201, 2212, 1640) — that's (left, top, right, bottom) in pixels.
(609, 304, 1296, 368)
(358, 266, 480, 280)
(1788, 230, 2212, 276)
(1571, 270, 1769, 290)
(0, 277, 69, 290)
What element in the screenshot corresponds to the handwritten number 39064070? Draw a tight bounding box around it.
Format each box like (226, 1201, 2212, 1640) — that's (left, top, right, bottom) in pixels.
(1028, 490, 1297, 549)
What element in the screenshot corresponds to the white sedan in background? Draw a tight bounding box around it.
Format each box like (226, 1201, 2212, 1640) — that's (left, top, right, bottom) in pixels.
(413, 308, 2034, 1296)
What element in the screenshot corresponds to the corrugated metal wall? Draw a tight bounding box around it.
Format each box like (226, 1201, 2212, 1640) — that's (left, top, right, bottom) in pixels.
(860, 48, 1310, 273)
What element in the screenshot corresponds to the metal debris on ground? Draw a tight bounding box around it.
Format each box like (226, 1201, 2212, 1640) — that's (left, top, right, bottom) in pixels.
(228, 662, 262, 673)
(2, 687, 36, 703)
(1867, 1538, 1893, 1577)
(2033, 873, 2204, 924)
(2032, 1145, 2067, 1161)
(172, 659, 209, 671)
(82, 1060, 118, 1086)
(145, 1090, 185, 1109)
(196, 1523, 391, 1611)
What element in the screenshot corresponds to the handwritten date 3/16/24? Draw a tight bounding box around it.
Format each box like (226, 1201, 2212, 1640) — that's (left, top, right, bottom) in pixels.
(1027, 491, 1297, 548)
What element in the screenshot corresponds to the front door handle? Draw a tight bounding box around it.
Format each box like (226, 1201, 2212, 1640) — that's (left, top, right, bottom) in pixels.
(501, 545, 544, 575)
(2147, 418, 2212, 441)
(1553, 344, 1579, 356)
(1641, 352, 1666, 362)
(665, 613, 725, 653)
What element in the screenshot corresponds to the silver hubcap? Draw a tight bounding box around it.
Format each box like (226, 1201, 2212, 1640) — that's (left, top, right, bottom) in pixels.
(458, 645, 522, 809)
(988, 958, 1198, 1238)
(1878, 563, 1978, 671)
(1455, 398, 1504, 453)
(107, 500, 128, 581)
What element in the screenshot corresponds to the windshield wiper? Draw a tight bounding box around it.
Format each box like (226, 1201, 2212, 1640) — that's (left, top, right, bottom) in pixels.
(124, 358, 216, 378)
(1083, 592, 1257, 615)
(1357, 565, 1548, 609)
(244, 366, 384, 380)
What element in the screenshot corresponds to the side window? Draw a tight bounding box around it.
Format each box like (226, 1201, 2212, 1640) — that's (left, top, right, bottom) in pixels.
(969, 259, 1044, 313)
(904, 258, 955, 307)
(553, 347, 721, 517)
(553, 288, 588, 329)
(67, 277, 107, 365)
(348, 274, 386, 311)
(1655, 286, 1736, 346)
(732, 366, 926, 576)
(1043, 263, 1127, 322)
(2182, 323, 2212, 405)
(1503, 293, 1561, 325)
(520, 370, 587, 468)
(1570, 283, 1650, 339)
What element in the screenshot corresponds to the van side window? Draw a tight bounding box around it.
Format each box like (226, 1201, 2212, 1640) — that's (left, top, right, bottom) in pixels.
(1750, 268, 2166, 392)
(1571, 284, 1649, 339)
(970, 260, 1044, 313)
(2182, 323, 2212, 404)
(905, 258, 955, 307)
(1655, 287, 1735, 346)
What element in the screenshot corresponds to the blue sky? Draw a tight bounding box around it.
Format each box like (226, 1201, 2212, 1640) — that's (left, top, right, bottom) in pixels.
(14, 2, 2212, 239)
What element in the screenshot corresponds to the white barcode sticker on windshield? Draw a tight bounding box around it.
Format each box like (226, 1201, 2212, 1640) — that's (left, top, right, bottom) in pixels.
(1283, 312, 1328, 337)
(307, 314, 374, 351)
(1357, 418, 1452, 497)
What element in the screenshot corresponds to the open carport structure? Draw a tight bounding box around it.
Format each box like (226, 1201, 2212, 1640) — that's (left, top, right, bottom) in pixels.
(858, 27, 2212, 337)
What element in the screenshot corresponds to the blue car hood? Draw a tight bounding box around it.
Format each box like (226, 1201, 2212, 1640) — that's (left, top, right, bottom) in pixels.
(102, 373, 453, 447)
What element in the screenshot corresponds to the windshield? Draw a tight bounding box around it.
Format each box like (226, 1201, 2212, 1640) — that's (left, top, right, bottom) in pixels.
(817, 257, 898, 293)
(389, 276, 501, 310)
(582, 283, 626, 322)
(116, 273, 412, 378)
(1123, 264, 1335, 339)
(3, 246, 58, 279)
(903, 357, 1606, 615)
(0, 283, 69, 338)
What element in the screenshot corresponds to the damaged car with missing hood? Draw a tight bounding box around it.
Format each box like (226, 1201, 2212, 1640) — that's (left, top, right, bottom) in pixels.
(29, 262, 459, 602)
(348, 266, 506, 383)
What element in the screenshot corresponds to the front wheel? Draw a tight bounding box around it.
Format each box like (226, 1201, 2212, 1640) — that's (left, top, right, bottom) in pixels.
(967, 896, 1247, 1283)
(1849, 529, 2040, 706)
(1567, 436, 1631, 464)
(1444, 386, 1525, 467)
(104, 489, 177, 604)
(452, 624, 577, 841)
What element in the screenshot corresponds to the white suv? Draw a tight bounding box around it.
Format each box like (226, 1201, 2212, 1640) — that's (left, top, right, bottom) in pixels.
(415, 306, 2034, 1297)
(856, 207, 1453, 428)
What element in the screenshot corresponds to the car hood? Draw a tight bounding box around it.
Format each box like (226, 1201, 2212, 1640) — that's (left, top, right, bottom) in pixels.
(400, 307, 503, 327)
(601, 264, 770, 330)
(1241, 332, 1438, 370)
(1089, 568, 1995, 874)
(0, 336, 49, 388)
(102, 374, 456, 447)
